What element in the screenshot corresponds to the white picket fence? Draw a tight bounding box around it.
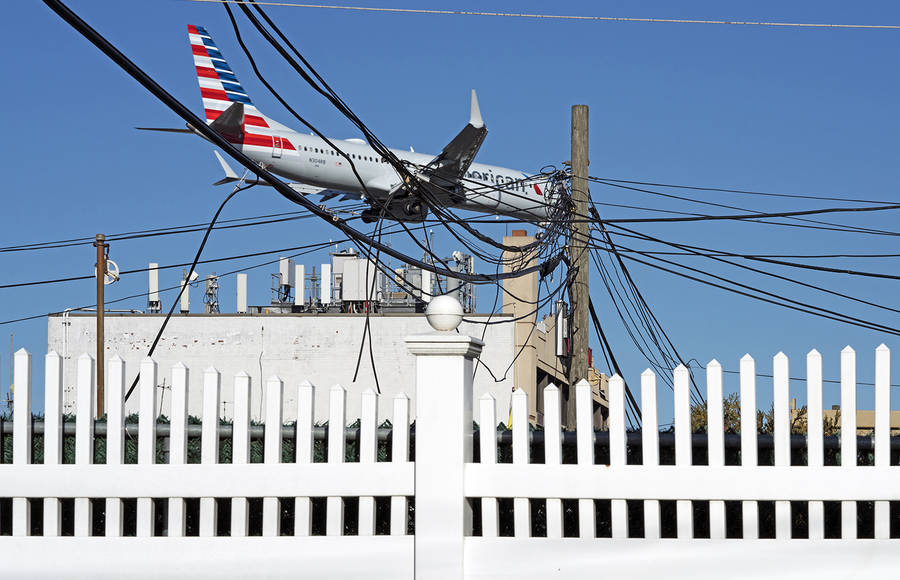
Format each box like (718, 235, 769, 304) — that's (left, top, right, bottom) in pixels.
(0, 336, 898, 579)
(468, 346, 899, 579)
(2, 350, 414, 578)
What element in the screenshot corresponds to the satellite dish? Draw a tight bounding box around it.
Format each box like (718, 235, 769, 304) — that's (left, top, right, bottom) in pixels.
(94, 260, 120, 285)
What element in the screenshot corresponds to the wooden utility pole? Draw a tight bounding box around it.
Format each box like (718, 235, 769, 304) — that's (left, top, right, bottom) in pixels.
(94, 234, 107, 418)
(568, 105, 590, 426)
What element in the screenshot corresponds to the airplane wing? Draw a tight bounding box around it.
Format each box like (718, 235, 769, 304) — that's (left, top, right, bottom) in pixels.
(288, 182, 362, 202)
(212, 151, 361, 201)
(420, 90, 487, 190)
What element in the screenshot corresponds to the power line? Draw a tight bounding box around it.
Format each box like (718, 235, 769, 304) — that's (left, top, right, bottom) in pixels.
(593, 230, 900, 316)
(591, 208, 705, 404)
(592, 176, 897, 205)
(605, 223, 900, 282)
(588, 298, 641, 421)
(124, 179, 253, 402)
(603, 200, 900, 225)
(0, 216, 431, 329)
(190, 1, 900, 31)
(591, 178, 900, 238)
(0, 235, 346, 290)
(229, 1, 564, 262)
(0, 235, 336, 327)
(225, 0, 571, 395)
(682, 362, 900, 389)
(613, 249, 900, 337)
(0, 208, 330, 253)
(44, 0, 561, 285)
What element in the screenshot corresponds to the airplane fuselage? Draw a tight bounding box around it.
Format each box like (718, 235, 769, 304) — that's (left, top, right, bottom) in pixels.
(228, 128, 552, 221)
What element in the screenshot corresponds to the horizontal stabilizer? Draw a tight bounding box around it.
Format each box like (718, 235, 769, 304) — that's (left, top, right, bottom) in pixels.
(212, 150, 242, 186)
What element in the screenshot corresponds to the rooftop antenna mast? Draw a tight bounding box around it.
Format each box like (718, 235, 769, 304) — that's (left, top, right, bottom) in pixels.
(204, 274, 220, 314)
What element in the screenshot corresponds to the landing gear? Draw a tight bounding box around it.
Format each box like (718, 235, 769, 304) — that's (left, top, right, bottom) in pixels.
(361, 209, 381, 224)
(361, 200, 429, 223)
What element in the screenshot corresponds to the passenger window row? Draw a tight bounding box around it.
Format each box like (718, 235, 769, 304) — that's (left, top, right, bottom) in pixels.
(301, 145, 386, 163)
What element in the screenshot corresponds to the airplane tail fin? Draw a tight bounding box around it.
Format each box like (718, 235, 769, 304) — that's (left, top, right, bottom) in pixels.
(187, 25, 261, 125)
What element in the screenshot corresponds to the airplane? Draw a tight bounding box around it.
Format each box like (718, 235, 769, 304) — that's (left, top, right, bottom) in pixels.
(147, 25, 558, 224)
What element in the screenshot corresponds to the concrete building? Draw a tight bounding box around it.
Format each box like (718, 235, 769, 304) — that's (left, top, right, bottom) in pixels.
(49, 312, 515, 423)
(502, 230, 609, 428)
(48, 233, 608, 425)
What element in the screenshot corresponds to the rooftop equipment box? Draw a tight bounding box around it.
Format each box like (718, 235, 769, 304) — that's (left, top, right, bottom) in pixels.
(342, 258, 379, 301)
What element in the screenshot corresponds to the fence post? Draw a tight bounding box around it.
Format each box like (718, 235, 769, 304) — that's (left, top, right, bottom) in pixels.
(406, 322, 484, 580)
(12, 348, 32, 537)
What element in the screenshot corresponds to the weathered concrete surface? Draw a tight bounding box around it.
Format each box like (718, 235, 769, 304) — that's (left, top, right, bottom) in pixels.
(48, 313, 514, 422)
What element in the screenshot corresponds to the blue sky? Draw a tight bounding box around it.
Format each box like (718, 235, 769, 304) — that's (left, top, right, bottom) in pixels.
(3, 1, 900, 419)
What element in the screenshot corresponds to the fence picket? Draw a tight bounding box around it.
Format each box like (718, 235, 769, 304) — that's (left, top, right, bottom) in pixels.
(391, 392, 410, 536)
(136, 357, 157, 538)
(840, 347, 857, 539)
(199, 367, 221, 537)
(807, 350, 824, 540)
(295, 381, 315, 537)
(12, 349, 31, 537)
(543, 385, 563, 538)
(478, 394, 499, 538)
(874, 345, 891, 539)
(575, 379, 595, 539)
(773, 353, 791, 539)
(512, 388, 530, 538)
(262, 376, 284, 537)
(706, 361, 726, 539)
(43, 351, 63, 537)
(326, 384, 346, 536)
(608, 375, 627, 538)
(168, 363, 189, 537)
(358, 388, 377, 536)
(740, 354, 759, 539)
(641, 370, 660, 539)
(106, 355, 125, 537)
(231, 372, 251, 537)
(74, 353, 94, 537)
(674, 365, 693, 539)
(0, 342, 897, 577)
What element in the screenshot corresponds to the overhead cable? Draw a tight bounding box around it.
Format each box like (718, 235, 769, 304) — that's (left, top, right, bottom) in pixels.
(189, 1, 900, 31)
(42, 0, 562, 284)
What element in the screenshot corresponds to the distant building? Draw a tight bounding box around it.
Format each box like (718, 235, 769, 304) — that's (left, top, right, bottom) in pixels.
(502, 230, 608, 428)
(48, 237, 608, 425)
(793, 400, 900, 436)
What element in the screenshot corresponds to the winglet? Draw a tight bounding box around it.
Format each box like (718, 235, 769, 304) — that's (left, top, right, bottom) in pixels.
(469, 89, 484, 128)
(212, 150, 241, 186)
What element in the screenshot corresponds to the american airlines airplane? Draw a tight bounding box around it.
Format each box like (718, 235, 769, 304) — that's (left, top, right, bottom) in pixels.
(155, 25, 557, 223)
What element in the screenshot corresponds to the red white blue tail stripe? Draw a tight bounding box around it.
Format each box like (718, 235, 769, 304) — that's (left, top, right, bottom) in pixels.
(188, 25, 267, 127)
(188, 25, 298, 152)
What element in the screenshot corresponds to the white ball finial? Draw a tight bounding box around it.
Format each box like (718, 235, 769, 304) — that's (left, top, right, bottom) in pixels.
(425, 295, 464, 331)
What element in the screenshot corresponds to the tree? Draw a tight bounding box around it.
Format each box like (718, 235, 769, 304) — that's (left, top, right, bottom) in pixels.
(692, 396, 821, 435)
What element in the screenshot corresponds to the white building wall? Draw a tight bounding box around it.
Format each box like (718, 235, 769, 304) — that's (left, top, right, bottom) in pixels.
(48, 313, 515, 423)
